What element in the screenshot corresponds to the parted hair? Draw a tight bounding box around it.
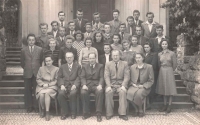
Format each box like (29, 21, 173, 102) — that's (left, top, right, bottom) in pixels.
(51, 21, 58, 26)
(74, 30, 84, 40)
(146, 12, 154, 17)
(84, 37, 93, 46)
(39, 23, 48, 28)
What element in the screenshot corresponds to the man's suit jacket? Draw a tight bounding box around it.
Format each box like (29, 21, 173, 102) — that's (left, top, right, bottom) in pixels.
(141, 21, 160, 38)
(74, 18, 88, 33)
(56, 36, 66, 49)
(58, 63, 81, 88)
(66, 29, 76, 36)
(83, 32, 94, 40)
(104, 60, 130, 88)
(80, 63, 104, 87)
(126, 20, 143, 35)
(103, 33, 113, 44)
(144, 52, 158, 76)
(58, 21, 68, 28)
(36, 35, 49, 50)
(92, 22, 104, 32)
(47, 30, 59, 38)
(108, 20, 122, 35)
(137, 35, 148, 47)
(119, 32, 131, 42)
(20, 45, 43, 78)
(98, 54, 112, 67)
(150, 36, 171, 53)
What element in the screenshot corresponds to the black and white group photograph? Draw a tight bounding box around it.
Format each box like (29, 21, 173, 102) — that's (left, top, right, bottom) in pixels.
(0, 0, 200, 124)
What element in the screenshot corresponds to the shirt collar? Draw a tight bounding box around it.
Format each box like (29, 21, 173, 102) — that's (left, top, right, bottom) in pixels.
(146, 21, 156, 25)
(105, 53, 110, 55)
(90, 63, 96, 68)
(68, 63, 73, 67)
(77, 18, 82, 21)
(124, 48, 132, 52)
(156, 35, 165, 39)
(136, 63, 146, 69)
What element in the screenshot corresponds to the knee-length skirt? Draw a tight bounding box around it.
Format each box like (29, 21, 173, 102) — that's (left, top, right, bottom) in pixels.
(36, 88, 57, 99)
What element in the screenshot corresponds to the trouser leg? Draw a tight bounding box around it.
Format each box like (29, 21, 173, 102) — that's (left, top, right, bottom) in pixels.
(105, 90, 114, 117)
(69, 89, 77, 115)
(81, 89, 90, 114)
(95, 89, 104, 114)
(118, 89, 127, 115)
(57, 90, 69, 115)
(24, 78, 32, 109)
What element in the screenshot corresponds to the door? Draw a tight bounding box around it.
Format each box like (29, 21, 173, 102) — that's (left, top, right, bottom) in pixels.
(74, 0, 115, 23)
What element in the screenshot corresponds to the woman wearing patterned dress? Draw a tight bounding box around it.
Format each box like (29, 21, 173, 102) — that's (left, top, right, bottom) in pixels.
(72, 30, 85, 60)
(36, 55, 59, 121)
(156, 39, 177, 114)
(79, 37, 98, 66)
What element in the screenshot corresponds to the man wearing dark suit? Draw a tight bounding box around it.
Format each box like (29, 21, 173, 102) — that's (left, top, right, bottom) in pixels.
(66, 21, 76, 36)
(141, 12, 160, 39)
(80, 53, 104, 122)
(84, 23, 93, 41)
(133, 10, 143, 27)
(125, 16, 135, 36)
(118, 23, 131, 42)
(36, 23, 49, 50)
(57, 52, 81, 120)
(20, 34, 43, 113)
(136, 26, 148, 47)
(56, 26, 66, 48)
(58, 11, 68, 28)
(99, 44, 112, 66)
(150, 25, 171, 53)
(73, 9, 88, 33)
(48, 21, 59, 38)
(58, 35, 77, 67)
(103, 23, 113, 44)
(104, 50, 130, 121)
(108, 9, 122, 35)
(92, 12, 104, 32)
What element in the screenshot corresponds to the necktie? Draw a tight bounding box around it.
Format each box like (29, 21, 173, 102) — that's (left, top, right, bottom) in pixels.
(69, 65, 72, 71)
(96, 23, 98, 29)
(121, 32, 124, 40)
(115, 62, 118, 72)
(30, 46, 33, 53)
(90, 65, 93, 73)
(61, 22, 63, 27)
(135, 20, 138, 25)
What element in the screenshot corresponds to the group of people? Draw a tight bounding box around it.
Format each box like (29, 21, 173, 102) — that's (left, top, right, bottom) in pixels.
(20, 9, 177, 122)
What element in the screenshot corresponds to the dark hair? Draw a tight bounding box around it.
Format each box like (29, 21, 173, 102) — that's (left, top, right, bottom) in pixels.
(126, 16, 134, 22)
(88, 52, 97, 58)
(135, 52, 145, 62)
(93, 31, 104, 43)
(65, 35, 75, 42)
(85, 22, 92, 27)
(84, 37, 93, 46)
(74, 30, 84, 40)
(136, 25, 142, 30)
(93, 12, 100, 17)
(77, 9, 83, 13)
(119, 23, 126, 27)
(59, 26, 66, 31)
(39, 23, 48, 28)
(51, 21, 58, 26)
(160, 39, 170, 50)
(143, 42, 152, 52)
(156, 25, 164, 30)
(58, 11, 65, 16)
(68, 21, 75, 25)
(122, 40, 130, 45)
(133, 10, 140, 15)
(44, 54, 54, 66)
(104, 43, 113, 53)
(104, 22, 111, 28)
(129, 35, 138, 42)
(27, 33, 36, 41)
(146, 12, 154, 17)
(113, 9, 120, 14)
(112, 34, 121, 44)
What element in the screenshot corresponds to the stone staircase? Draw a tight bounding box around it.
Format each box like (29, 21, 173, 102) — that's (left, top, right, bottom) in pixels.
(6, 47, 21, 66)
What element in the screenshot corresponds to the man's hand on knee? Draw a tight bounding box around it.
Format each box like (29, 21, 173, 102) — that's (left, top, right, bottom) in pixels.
(71, 85, 76, 91)
(97, 85, 102, 91)
(82, 85, 88, 90)
(61, 85, 66, 91)
(120, 86, 127, 92)
(106, 87, 112, 93)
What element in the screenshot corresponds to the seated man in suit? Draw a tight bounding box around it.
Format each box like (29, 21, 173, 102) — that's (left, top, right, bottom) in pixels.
(84, 23, 93, 41)
(99, 44, 112, 67)
(80, 53, 104, 122)
(56, 26, 66, 48)
(133, 10, 143, 27)
(92, 12, 104, 32)
(21, 34, 43, 113)
(36, 23, 49, 50)
(103, 23, 113, 44)
(74, 9, 88, 33)
(118, 23, 131, 42)
(104, 50, 130, 121)
(125, 16, 135, 36)
(136, 26, 148, 47)
(57, 52, 81, 120)
(108, 9, 122, 35)
(48, 21, 59, 38)
(141, 12, 159, 39)
(58, 11, 67, 28)
(150, 25, 172, 53)
(58, 35, 77, 67)
(66, 21, 76, 36)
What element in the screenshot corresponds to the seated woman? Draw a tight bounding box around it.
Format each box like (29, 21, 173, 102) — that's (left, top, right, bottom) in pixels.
(130, 35, 144, 54)
(36, 55, 59, 121)
(127, 53, 154, 117)
(79, 37, 98, 66)
(111, 34, 123, 51)
(43, 38, 60, 67)
(121, 40, 136, 66)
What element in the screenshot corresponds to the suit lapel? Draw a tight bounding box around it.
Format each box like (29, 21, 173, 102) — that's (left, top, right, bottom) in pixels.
(109, 55, 112, 61)
(92, 64, 97, 75)
(32, 46, 37, 57)
(69, 63, 76, 76)
(26, 46, 32, 57)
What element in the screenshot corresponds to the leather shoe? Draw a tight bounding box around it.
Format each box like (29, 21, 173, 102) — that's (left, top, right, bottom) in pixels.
(132, 112, 138, 117)
(106, 116, 112, 120)
(27, 108, 33, 113)
(45, 111, 50, 121)
(166, 105, 171, 113)
(40, 109, 45, 118)
(97, 115, 102, 122)
(60, 115, 68, 120)
(159, 105, 167, 112)
(82, 114, 91, 120)
(71, 115, 76, 119)
(34, 108, 39, 113)
(138, 112, 145, 117)
(119, 115, 128, 121)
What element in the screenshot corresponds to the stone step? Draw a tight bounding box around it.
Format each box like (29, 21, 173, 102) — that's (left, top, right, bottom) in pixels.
(177, 86, 186, 94)
(0, 94, 24, 102)
(6, 62, 21, 65)
(0, 87, 24, 94)
(175, 74, 181, 80)
(0, 80, 24, 87)
(0, 102, 24, 109)
(2, 75, 23, 80)
(153, 94, 191, 102)
(6, 54, 21, 57)
(6, 58, 20, 61)
(176, 80, 185, 87)
(6, 47, 22, 51)
(151, 102, 194, 109)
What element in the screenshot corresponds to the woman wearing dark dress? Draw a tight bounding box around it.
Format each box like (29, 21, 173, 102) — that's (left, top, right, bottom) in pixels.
(143, 42, 158, 104)
(92, 31, 105, 56)
(43, 38, 60, 67)
(156, 39, 177, 114)
(127, 53, 154, 117)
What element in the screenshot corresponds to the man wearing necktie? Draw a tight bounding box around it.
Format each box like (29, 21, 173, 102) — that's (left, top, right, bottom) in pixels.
(118, 23, 131, 42)
(108, 9, 122, 35)
(56, 27, 66, 48)
(58, 11, 66, 28)
(80, 53, 104, 122)
(133, 10, 143, 27)
(104, 50, 130, 121)
(20, 34, 43, 113)
(92, 12, 104, 32)
(74, 9, 88, 33)
(126, 16, 135, 35)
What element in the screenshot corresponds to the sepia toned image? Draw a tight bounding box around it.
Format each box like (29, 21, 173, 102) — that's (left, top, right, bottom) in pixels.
(0, 0, 200, 124)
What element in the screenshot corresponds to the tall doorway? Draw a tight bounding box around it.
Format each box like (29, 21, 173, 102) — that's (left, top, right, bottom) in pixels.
(74, 0, 115, 23)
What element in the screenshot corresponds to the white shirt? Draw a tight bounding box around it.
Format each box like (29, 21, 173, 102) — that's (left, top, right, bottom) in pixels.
(90, 63, 96, 68)
(53, 30, 58, 38)
(86, 32, 91, 37)
(105, 54, 110, 63)
(70, 30, 75, 35)
(68, 63, 73, 70)
(134, 19, 138, 25)
(60, 21, 65, 27)
(94, 23, 99, 29)
(156, 35, 165, 44)
(146, 21, 156, 32)
(59, 36, 65, 41)
(29, 46, 34, 53)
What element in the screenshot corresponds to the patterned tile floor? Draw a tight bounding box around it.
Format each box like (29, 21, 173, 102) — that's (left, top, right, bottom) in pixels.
(0, 109, 200, 125)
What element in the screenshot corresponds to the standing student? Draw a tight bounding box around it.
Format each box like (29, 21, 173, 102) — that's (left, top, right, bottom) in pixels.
(108, 9, 122, 34)
(48, 21, 59, 38)
(73, 9, 88, 33)
(20, 34, 43, 113)
(58, 11, 67, 28)
(66, 21, 76, 36)
(118, 23, 131, 41)
(36, 23, 49, 50)
(130, 35, 144, 54)
(92, 12, 104, 32)
(56, 26, 66, 48)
